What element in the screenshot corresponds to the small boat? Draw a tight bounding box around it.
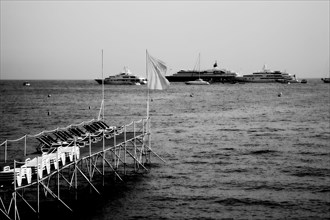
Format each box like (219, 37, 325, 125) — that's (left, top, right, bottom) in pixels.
(276, 78, 300, 84)
(321, 78, 330, 83)
(185, 78, 210, 85)
(301, 79, 307, 84)
(185, 53, 210, 86)
(23, 81, 30, 86)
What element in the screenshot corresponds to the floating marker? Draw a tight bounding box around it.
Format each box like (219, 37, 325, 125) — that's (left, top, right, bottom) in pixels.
(278, 92, 282, 97)
(48, 94, 51, 97)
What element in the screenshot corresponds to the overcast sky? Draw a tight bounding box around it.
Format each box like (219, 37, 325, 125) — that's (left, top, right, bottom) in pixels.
(0, 0, 329, 79)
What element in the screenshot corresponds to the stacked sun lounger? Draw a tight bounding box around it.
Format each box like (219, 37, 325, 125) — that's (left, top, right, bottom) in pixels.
(0, 146, 80, 187)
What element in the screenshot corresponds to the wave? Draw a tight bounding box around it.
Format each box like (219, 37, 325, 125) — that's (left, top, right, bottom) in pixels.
(249, 149, 278, 155)
(282, 166, 330, 177)
(215, 198, 294, 208)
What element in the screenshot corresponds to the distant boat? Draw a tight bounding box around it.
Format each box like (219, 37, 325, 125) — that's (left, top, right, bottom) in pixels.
(185, 78, 210, 85)
(185, 53, 210, 86)
(301, 79, 307, 84)
(321, 78, 330, 83)
(95, 67, 147, 85)
(236, 65, 297, 83)
(276, 78, 300, 84)
(23, 81, 30, 86)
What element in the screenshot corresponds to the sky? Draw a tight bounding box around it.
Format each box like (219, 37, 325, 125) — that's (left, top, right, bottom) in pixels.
(0, 0, 329, 80)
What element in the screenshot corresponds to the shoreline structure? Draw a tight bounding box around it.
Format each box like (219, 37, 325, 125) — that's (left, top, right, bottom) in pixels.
(0, 117, 158, 219)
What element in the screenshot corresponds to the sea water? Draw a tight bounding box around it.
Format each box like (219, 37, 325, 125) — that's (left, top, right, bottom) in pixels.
(0, 79, 329, 219)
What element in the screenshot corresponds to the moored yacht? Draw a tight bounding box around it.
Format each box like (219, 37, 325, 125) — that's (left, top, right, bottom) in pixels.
(166, 60, 237, 83)
(236, 65, 297, 83)
(95, 67, 147, 85)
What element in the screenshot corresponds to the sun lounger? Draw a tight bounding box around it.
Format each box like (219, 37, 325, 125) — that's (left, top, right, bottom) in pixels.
(83, 124, 99, 133)
(53, 130, 73, 142)
(68, 127, 83, 137)
(36, 136, 63, 153)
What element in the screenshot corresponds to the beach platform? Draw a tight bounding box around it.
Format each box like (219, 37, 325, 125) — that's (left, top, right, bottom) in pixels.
(0, 118, 157, 220)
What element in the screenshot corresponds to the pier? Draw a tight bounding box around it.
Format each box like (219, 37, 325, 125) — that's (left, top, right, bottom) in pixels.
(0, 117, 158, 220)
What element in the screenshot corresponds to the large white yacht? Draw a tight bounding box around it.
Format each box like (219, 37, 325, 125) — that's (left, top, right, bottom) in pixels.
(236, 65, 297, 83)
(95, 67, 147, 85)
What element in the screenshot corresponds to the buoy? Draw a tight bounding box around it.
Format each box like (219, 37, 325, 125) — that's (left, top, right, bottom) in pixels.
(47, 111, 51, 116)
(89, 106, 91, 109)
(190, 93, 194, 97)
(48, 94, 51, 97)
(278, 92, 282, 97)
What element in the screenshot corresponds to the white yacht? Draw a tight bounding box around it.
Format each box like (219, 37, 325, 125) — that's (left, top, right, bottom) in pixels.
(236, 65, 297, 83)
(95, 67, 147, 85)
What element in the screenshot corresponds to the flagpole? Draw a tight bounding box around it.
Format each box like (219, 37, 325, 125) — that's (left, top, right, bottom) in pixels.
(146, 50, 151, 157)
(146, 50, 150, 121)
(102, 49, 105, 121)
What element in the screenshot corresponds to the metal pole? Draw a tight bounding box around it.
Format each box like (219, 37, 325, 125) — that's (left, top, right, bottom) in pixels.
(114, 131, 117, 169)
(57, 148, 60, 201)
(148, 117, 151, 164)
(74, 139, 78, 200)
(37, 156, 40, 216)
(14, 160, 17, 220)
(102, 49, 105, 121)
(124, 125, 126, 175)
(102, 130, 105, 186)
(5, 140, 7, 163)
(133, 121, 136, 171)
(24, 135, 27, 156)
(89, 134, 92, 180)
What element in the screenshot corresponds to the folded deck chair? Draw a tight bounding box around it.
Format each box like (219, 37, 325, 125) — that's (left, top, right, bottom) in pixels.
(68, 127, 82, 137)
(53, 130, 73, 142)
(90, 123, 103, 131)
(83, 124, 99, 133)
(91, 122, 104, 130)
(98, 121, 112, 129)
(74, 127, 88, 136)
(44, 134, 59, 143)
(62, 130, 75, 139)
(36, 136, 62, 153)
(69, 127, 89, 138)
(94, 121, 117, 133)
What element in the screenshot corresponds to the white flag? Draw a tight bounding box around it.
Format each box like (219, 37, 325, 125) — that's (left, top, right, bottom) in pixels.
(147, 52, 170, 90)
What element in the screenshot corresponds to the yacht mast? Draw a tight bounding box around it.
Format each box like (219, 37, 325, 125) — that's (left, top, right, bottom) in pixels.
(199, 53, 201, 79)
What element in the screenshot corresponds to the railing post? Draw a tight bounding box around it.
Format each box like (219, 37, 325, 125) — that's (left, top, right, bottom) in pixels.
(114, 129, 117, 168)
(14, 160, 17, 220)
(133, 121, 137, 171)
(24, 135, 27, 156)
(102, 130, 105, 186)
(124, 125, 127, 175)
(37, 156, 40, 216)
(5, 140, 7, 163)
(89, 134, 92, 180)
(74, 138, 78, 200)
